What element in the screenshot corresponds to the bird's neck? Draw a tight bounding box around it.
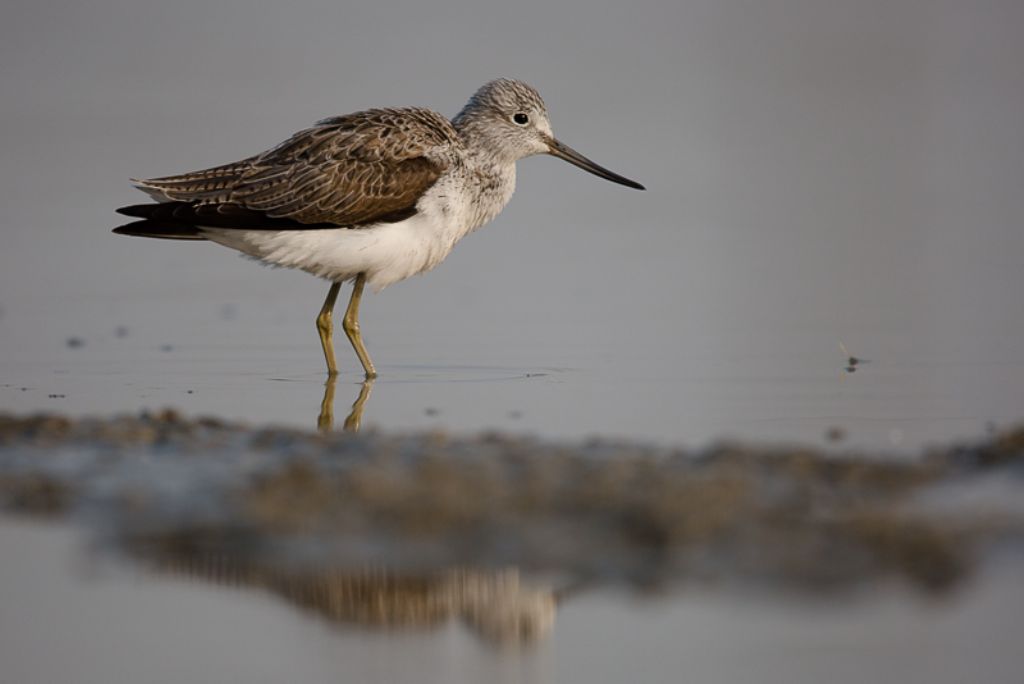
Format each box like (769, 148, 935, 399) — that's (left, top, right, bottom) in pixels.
(465, 160, 516, 231)
(451, 112, 519, 230)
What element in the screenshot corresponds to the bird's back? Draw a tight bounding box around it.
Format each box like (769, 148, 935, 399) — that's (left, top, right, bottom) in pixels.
(119, 107, 463, 236)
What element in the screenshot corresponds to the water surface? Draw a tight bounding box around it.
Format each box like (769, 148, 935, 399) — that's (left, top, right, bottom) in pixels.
(2, 1, 1024, 682)
(3, 518, 1022, 684)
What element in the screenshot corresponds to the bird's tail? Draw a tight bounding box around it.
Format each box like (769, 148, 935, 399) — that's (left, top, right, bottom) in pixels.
(113, 204, 206, 240)
(112, 220, 206, 240)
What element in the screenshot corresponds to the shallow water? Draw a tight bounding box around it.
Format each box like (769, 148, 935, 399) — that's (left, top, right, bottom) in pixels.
(2, 518, 1023, 684)
(1, 412, 1023, 683)
(3, 2, 1024, 452)
(3, 316, 1024, 452)
(3, 1, 1024, 682)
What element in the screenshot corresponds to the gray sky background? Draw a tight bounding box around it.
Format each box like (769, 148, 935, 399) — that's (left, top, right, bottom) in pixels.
(1, 0, 1022, 444)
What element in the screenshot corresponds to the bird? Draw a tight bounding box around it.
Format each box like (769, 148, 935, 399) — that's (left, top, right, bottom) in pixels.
(115, 79, 645, 378)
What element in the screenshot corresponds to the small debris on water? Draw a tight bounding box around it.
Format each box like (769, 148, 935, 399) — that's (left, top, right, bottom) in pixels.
(825, 426, 847, 443)
(839, 341, 868, 370)
(114, 326, 130, 338)
(160, 344, 174, 353)
(66, 337, 85, 349)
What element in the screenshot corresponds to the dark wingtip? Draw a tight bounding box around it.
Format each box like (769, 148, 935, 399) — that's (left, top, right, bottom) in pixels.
(113, 221, 153, 236)
(116, 204, 153, 218)
(113, 220, 206, 240)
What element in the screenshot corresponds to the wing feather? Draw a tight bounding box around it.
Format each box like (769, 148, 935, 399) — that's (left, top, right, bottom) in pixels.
(127, 107, 459, 228)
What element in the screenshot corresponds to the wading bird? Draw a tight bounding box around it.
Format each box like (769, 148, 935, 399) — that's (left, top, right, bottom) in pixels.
(116, 79, 644, 377)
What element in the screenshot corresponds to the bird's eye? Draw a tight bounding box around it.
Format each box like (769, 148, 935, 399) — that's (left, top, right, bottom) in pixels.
(513, 112, 529, 125)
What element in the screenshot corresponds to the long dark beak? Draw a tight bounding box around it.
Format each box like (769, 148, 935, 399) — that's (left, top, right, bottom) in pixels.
(546, 137, 645, 190)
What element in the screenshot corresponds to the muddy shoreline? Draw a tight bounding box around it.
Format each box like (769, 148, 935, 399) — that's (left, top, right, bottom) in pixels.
(2, 410, 1022, 598)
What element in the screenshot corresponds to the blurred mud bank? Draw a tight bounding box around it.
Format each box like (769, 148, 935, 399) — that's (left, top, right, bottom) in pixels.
(1, 410, 1023, 605)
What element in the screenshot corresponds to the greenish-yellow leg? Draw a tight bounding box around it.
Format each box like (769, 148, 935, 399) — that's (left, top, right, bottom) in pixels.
(317, 374, 337, 432)
(316, 282, 342, 376)
(343, 379, 375, 432)
(343, 273, 377, 379)
(316, 375, 374, 433)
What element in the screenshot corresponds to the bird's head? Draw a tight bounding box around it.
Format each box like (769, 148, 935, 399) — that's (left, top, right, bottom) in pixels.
(455, 79, 645, 190)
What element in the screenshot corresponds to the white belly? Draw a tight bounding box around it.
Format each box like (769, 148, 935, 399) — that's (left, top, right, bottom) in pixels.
(202, 213, 456, 290)
(200, 167, 515, 291)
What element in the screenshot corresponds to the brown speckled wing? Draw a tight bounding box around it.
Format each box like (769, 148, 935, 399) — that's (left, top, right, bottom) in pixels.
(129, 108, 458, 229)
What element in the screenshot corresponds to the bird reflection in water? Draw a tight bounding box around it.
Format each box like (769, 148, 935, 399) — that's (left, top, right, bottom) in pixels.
(318, 376, 374, 432)
(148, 555, 557, 647)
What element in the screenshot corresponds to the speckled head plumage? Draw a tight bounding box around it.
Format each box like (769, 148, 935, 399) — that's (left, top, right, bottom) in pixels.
(462, 78, 549, 118)
(453, 79, 645, 190)
(454, 79, 554, 162)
